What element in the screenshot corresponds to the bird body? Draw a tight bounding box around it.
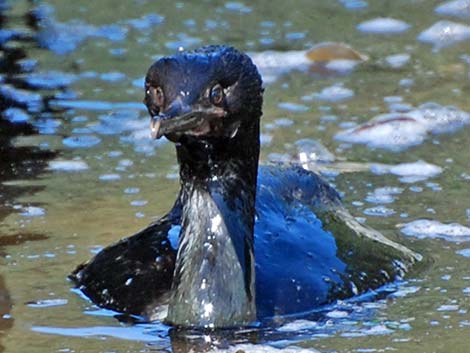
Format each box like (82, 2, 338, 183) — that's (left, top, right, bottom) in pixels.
(71, 45, 420, 328)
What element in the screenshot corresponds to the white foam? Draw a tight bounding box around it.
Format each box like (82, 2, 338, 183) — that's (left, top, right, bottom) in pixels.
(365, 187, 403, 204)
(32, 324, 167, 342)
(63, 134, 101, 148)
(249, 46, 365, 83)
(335, 103, 470, 151)
(18, 206, 46, 217)
(388, 161, 443, 178)
(325, 59, 360, 73)
(335, 112, 427, 150)
(417, 20, 470, 50)
(27, 299, 68, 308)
(357, 18, 411, 34)
(99, 174, 121, 181)
(208, 343, 321, 353)
(250, 50, 311, 83)
(311, 85, 354, 102)
(295, 138, 336, 164)
(326, 310, 349, 318)
(437, 304, 459, 311)
(277, 319, 319, 332)
(457, 248, 470, 257)
(130, 200, 147, 207)
(278, 102, 310, 112)
(370, 160, 443, 183)
(48, 160, 89, 172)
(400, 219, 470, 241)
(385, 53, 411, 68)
(2, 107, 30, 123)
(363, 205, 395, 217)
(435, 0, 470, 20)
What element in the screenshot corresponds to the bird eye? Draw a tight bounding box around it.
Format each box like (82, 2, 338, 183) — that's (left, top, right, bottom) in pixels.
(147, 86, 165, 107)
(210, 84, 224, 105)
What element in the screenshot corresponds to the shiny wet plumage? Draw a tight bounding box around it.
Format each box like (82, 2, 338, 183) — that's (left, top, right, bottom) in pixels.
(71, 164, 419, 322)
(71, 45, 420, 327)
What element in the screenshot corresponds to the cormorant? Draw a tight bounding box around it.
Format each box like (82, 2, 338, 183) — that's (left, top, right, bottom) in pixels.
(70, 45, 421, 328)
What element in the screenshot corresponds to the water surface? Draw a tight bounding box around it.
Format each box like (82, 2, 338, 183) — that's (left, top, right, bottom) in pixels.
(1, 1, 470, 352)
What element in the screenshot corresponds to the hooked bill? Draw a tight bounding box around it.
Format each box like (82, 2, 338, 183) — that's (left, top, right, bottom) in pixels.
(150, 118, 162, 139)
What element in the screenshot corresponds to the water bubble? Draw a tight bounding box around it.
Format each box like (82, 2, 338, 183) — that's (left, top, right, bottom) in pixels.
(325, 59, 360, 73)
(357, 18, 411, 34)
(18, 206, 46, 217)
(363, 206, 395, 217)
(23, 71, 76, 89)
(48, 160, 89, 172)
(385, 53, 411, 68)
(278, 102, 310, 112)
(260, 133, 273, 146)
(27, 299, 68, 308)
(100, 72, 126, 82)
(401, 220, 470, 241)
(63, 135, 101, 148)
(124, 187, 140, 194)
(125, 13, 164, 31)
(311, 85, 354, 102)
(72, 115, 88, 123)
(437, 304, 459, 311)
(339, 0, 368, 10)
(365, 187, 403, 204)
(435, 0, 470, 20)
(99, 174, 121, 181)
(457, 248, 470, 257)
(417, 20, 470, 51)
(108, 150, 123, 158)
(285, 32, 306, 40)
(0, 84, 43, 112)
(335, 103, 470, 151)
(224, 2, 252, 13)
(130, 200, 148, 207)
(165, 33, 202, 50)
(2, 107, 30, 123)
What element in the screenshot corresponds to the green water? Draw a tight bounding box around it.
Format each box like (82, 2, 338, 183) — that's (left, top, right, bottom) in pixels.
(1, 0, 470, 352)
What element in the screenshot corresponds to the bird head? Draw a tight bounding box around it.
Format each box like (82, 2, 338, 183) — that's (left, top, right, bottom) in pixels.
(143, 45, 263, 143)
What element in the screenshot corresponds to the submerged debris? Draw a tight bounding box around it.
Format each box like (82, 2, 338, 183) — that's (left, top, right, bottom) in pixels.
(306, 42, 368, 62)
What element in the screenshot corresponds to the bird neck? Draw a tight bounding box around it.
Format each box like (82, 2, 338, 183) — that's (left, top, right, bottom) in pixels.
(166, 122, 259, 328)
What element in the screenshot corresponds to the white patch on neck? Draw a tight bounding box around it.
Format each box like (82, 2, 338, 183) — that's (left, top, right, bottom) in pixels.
(203, 302, 213, 318)
(210, 214, 222, 233)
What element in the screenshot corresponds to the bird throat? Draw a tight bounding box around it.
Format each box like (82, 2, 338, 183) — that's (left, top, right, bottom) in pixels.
(165, 128, 259, 328)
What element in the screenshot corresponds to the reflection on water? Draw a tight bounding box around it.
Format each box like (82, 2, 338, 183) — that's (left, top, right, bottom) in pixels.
(0, 2, 65, 352)
(0, 0, 470, 352)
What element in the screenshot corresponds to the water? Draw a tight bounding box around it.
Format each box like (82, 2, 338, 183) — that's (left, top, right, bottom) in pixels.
(1, 0, 470, 352)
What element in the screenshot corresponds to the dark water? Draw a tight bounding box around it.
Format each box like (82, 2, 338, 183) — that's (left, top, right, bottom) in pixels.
(1, 0, 470, 352)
